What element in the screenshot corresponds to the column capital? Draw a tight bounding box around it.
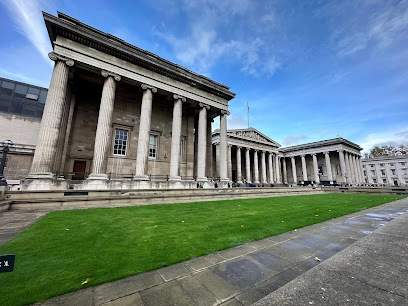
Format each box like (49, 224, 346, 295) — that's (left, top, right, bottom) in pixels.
(220, 109, 230, 115)
(246, 147, 251, 152)
(237, 146, 242, 149)
(101, 70, 121, 81)
(300, 154, 306, 157)
(291, 156, 295, 160)
(213, 141, 220, 146)
(141, 84, 157, 93)
(198, 102, 210, 110)
(254, 149, 259, 152)
(48, 52, 74, 66)
(228, 144, 233, 148)
(262, 150, 267, 154)
(311, 153, 317, 156)
(337, 149, 344, 153)
(323, 151, 330, 155)
(173, 94, 186, 102)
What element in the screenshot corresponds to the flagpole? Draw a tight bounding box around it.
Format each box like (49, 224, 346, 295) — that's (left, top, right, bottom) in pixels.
(247, 101, 249, 128)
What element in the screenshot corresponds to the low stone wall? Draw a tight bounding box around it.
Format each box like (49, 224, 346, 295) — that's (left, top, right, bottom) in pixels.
(7, 187, 324, 211)
(321, 186, 408, 196)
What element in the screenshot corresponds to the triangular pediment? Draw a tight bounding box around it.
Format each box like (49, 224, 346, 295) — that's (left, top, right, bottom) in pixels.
(226, 128, 281, 147)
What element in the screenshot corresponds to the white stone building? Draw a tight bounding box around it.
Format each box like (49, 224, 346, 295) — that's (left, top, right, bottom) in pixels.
(1, 12, 366, 191)
(213, 129, 364, 186)
(362, 155, 408, 186)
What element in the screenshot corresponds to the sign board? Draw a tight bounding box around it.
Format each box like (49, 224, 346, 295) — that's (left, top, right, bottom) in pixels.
(0, 254, 15, 273)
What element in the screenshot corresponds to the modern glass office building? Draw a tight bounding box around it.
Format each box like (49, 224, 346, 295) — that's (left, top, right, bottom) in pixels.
(0, 77, 48, 118)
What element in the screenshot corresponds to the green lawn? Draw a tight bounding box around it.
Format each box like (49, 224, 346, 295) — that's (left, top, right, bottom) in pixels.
(0, 193, 404, 305)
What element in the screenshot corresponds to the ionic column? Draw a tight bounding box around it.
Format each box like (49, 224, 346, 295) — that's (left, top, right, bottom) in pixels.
(301, 155, 308, 182)
(349, 153, 356, 184)
(261, 151, 267, 184)
(245, 148, 251, 183)
(352, 155, 359, 183)
(215, 142, 220, 177)
(275, 155, 281, 183)
(236, 146, 242, 183)
(282, 157, 288, 184)
(324, 152, 333, 183)
(345, 152, 352, 184)
(358, 156, 365, 183)
(206, 119, 213, 178)
(268, 152, 274, 184)
(134, 84, 157, 180)
(253, 150, 260, 184)
(312, 154, 319, 183)
(196, 103, 210, 181)
(219, 110, 229, 182)
(227, 145, 233, 181)
(89, 70, 121, 179)
(169, 95, 186, 181)
(291, 157, 297, 184)
(338, 150, 346, 184)
(28, 52, 74, 178)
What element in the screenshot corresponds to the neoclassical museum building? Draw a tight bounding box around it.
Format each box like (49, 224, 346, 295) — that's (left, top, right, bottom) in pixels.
(0, 12, 365, 190)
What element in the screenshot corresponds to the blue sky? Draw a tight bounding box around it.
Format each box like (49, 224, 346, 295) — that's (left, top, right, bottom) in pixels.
(1, 0, 407, 154)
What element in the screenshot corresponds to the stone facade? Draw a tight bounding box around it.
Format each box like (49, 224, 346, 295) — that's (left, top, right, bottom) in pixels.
(1, 12, 366, 191)
(362, 155, 408, 186)
(20, 12, 235, 190)
(213, 129, 364, 186)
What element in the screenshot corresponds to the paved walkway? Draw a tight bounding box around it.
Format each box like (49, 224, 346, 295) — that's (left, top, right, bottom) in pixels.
(1, 198, 408, 306)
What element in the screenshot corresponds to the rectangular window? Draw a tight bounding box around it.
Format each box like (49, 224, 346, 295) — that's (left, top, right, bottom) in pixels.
(371, 170, 375, 175)
(383, 179, 387, 183)
(113, 128, 128, 156)
(390, 163, 395, 167)
(381, 170, 385, 175)
(391, 169, 396, 175)
(149, 135, 158, 159)
(380, 163, 384, 167)
(401, 162, 406, 166)
(373, 179, 377, 183)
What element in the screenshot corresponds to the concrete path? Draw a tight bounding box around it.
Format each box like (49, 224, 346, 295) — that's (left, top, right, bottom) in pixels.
(1, 198, 407, 305)
(0, 209, 48, 246)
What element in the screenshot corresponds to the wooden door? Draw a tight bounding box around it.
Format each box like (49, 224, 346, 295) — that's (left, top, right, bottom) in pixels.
(72, 160, 87, 180)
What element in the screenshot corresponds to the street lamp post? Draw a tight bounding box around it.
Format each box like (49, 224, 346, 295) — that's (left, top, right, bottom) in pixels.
(0, 140, 14, 187)
(343, 172, 348, 186)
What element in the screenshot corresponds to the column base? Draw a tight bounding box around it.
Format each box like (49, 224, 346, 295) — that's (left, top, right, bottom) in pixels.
(20, 177, 68, 190)
(254, 180, 260, 184)
(219, 177, 229, 183)
(196, 177, 207, 182)
(84, 179, 108, 190)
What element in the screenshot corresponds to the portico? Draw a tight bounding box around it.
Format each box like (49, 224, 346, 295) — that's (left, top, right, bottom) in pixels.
(279, 138, 364, 185)
(22, 12, 235, 190)
(212, 130, 363, 186)
(212, 128, 281, 186)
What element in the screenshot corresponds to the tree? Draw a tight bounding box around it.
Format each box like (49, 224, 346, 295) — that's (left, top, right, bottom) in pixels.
(369, 144, 408, 157)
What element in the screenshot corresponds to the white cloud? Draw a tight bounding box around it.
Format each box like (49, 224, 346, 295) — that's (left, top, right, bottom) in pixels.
(326, 0, 408, 58)
(358, 127, 408, 154)
(1, 0, 54, 64)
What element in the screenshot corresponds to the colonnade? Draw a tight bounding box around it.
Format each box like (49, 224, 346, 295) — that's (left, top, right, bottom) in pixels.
(283, 150, 364, 184)
(214, 145, 281, 185)
(28, 52, 230, 184)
